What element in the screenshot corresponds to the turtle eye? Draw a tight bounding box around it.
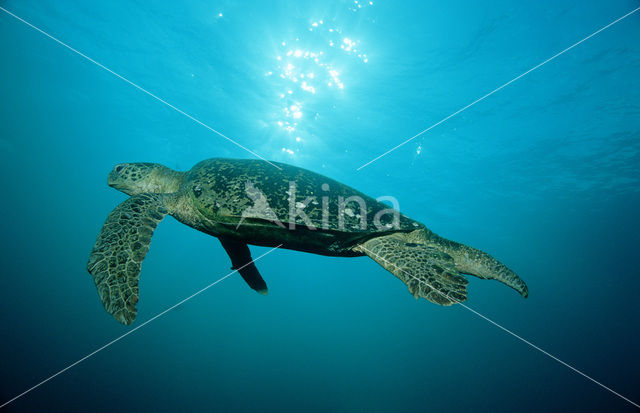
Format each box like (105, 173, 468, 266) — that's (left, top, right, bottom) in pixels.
(115, 165, 124, 173)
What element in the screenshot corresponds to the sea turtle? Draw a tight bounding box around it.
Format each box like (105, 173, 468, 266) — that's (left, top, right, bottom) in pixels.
(88, 158, 528, 325)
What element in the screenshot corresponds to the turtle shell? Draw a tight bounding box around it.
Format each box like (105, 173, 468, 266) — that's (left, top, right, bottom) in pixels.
(184, 158, 422, 235)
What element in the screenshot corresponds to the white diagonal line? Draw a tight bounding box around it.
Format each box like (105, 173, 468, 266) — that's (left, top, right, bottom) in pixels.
(357, 243, 639, 409)
(459, 303, 639, 409)
(356, 6, 640, 171)
(0, 6, 282, 171)
(0, 245, 282, 409)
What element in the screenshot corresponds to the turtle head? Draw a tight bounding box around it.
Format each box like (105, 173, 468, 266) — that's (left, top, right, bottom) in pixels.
(108, 162, 184, 195)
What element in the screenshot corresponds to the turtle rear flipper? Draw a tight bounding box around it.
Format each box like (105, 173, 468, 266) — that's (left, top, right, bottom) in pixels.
(356, 232, 468, 305)
(416, 229, 529, 298)
(87, 194, 169, 325)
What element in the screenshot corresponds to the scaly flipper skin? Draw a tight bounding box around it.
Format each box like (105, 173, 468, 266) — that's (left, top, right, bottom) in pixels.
(356, 232, 469, 305)
(87, 193, 169, 325)
(416, 229, 529, 298)
(357, 229, 529, 304)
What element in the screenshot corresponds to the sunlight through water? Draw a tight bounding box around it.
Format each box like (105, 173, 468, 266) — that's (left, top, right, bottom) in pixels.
(263, 5, 373, 158)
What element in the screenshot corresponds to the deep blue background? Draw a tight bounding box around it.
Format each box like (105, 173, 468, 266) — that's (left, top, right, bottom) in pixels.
(1, 1, 639, 411)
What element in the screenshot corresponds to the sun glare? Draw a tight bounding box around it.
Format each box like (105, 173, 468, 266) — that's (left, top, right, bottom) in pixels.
(264, 3, 374, 156)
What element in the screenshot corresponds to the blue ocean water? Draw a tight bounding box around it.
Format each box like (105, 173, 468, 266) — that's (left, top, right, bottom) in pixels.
(1, 0, 639, 411)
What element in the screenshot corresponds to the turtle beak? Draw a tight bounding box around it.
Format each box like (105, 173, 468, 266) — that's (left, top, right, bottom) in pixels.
(108, 164, 126, 188)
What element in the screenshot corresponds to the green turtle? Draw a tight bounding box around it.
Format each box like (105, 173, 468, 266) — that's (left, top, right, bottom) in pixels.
(88, 158, 528, 325)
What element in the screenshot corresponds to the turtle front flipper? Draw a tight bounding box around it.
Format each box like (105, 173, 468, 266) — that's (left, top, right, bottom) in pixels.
(219, 237, 268, 295)
(356, 232, 469, 305)
(87, 194, 169, 325)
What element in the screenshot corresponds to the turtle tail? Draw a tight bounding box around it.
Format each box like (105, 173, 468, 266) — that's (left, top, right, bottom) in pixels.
(417, 229, 529, 298)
